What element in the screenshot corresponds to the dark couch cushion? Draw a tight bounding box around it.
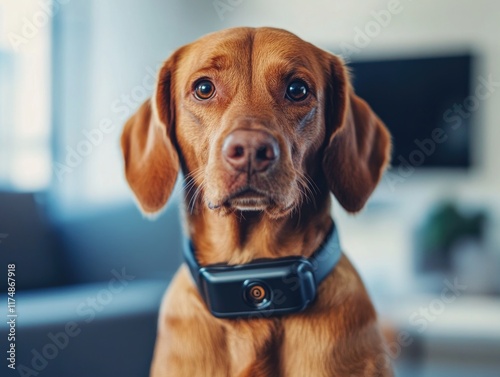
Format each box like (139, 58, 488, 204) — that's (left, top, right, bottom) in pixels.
(0, 192, 67, 291)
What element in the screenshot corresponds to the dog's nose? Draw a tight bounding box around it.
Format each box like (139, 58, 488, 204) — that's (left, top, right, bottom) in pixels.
(222, 130, 279, 173)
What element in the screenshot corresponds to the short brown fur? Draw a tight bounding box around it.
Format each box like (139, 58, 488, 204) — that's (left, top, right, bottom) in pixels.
(121, 27, 392, 376)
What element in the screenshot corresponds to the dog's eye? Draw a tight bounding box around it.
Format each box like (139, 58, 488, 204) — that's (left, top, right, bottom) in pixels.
(194, 80, 216, 100)
(286, 80, 309, 101)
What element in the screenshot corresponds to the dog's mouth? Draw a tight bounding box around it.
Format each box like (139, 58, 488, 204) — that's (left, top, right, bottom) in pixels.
(208, 187, 272, 211)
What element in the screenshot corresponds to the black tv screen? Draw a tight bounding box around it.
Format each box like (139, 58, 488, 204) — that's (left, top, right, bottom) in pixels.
(348, 54, 473, 168)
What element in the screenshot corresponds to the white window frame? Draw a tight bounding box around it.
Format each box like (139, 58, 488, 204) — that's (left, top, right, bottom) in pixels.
(0, 1, 52, 191)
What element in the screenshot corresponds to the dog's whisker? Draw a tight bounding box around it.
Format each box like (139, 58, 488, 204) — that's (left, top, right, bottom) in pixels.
(183, 167, 204, 183)
(189, 183, 205, 214)
(303, 173, 320, 195)
(295, 171, 318, 210)
(183, 168, 207, 213)
(186, 177, 204, 214)
(184, 179, 197, 198)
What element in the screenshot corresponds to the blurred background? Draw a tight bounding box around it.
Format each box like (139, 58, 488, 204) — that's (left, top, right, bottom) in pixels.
(1, 0, 499, 376)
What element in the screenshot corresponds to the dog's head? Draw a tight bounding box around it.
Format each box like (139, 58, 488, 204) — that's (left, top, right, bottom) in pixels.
(121, 27, 391, 218)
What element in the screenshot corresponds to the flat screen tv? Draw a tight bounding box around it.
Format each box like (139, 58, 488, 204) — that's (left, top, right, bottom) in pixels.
(348, 54, 473, 169)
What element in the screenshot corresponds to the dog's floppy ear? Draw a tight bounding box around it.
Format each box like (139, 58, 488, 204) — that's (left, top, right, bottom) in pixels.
(121, 54, 181, 214)
(322, 54, 391, 213)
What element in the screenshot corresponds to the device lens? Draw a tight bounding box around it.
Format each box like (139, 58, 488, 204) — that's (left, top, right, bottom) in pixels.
(249, 285, 265, 301)
(244, 281, 271, 308)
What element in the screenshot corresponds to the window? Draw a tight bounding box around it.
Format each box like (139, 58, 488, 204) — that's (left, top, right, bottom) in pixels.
(0, 1, 52, 191)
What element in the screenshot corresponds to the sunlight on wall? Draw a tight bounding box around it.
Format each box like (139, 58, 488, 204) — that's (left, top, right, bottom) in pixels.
(0, 0, 52, 191)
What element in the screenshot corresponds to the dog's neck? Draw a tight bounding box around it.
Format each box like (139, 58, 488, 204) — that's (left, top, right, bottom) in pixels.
(184, 189, 333, 266)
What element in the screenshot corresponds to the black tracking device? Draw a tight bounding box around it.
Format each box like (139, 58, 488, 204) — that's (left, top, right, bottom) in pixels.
(183, 223, 342, 319)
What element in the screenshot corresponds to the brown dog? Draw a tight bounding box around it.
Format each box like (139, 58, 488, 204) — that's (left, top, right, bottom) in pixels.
(121, 27, 392, 377)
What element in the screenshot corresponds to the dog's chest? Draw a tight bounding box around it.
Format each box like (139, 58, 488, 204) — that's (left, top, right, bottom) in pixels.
(223, 319, 282, 377)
